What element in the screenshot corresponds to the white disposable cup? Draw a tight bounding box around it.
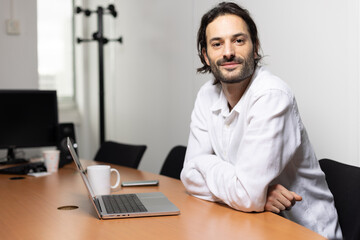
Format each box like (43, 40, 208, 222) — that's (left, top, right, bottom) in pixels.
(87, 165, 120, 196)
(43, 150, 60, 173)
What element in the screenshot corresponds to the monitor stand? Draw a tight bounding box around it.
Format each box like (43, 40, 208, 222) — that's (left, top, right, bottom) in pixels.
(0, 147, 28, 165)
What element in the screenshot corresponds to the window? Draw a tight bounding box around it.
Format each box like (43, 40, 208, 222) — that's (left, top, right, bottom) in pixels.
(37, 0, 75, 104)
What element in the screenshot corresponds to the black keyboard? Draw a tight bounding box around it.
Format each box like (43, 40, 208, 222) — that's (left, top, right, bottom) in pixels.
(0, 162, 46, 175)
(102, 194, 148, 214)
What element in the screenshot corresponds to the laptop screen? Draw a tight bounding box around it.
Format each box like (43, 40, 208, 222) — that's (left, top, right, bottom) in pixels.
(67, 137, 96, 198)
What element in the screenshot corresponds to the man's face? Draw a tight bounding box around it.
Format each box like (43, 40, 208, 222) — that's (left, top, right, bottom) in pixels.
(203, 14, 256, 84)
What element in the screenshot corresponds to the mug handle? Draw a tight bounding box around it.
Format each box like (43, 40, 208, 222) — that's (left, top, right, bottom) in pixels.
(110, 168, 121, 190)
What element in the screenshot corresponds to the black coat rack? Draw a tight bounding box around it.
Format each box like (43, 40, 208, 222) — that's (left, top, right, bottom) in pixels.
(75, 4, 122, 146)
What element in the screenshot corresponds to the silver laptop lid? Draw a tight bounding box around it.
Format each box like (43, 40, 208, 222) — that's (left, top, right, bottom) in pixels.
(67, 137, 96, 198)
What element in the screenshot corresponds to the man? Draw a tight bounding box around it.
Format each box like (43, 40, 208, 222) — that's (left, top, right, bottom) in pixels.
(180, 2, 342, 239)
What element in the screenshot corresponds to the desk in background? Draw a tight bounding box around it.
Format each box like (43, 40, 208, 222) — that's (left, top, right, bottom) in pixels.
(0, 160, 325, 240)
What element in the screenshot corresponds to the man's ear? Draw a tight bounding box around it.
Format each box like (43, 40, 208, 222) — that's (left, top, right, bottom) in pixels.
(202, 48, 210, 66)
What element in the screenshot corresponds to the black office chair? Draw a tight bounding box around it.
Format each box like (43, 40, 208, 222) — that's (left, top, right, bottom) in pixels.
(160, 145, 186, 179)
(94, 141, 147, 169)
(319, 158, 360, 240)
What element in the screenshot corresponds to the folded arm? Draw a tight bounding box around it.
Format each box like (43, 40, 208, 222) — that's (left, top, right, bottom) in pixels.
(181, 90, 301, 212)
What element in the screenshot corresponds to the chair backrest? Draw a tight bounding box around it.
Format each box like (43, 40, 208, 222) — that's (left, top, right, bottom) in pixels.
(160, 145, 186, 179)
(319, 158, 360, 240)
(94, 141, 147, 169)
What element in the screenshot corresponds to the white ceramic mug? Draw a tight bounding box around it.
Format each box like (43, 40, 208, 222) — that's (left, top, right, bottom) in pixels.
(87, 165, 120, 195)
(43, 150, 60, 173)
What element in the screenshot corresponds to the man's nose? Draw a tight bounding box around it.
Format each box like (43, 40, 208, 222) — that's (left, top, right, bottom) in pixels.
(223, 41, 235, 60)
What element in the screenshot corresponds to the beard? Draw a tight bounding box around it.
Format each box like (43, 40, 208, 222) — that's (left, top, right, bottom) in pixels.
(208, 52, 255, 84)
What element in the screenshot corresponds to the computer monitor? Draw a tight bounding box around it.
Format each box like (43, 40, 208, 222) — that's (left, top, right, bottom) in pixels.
(0, 90, 59, 164)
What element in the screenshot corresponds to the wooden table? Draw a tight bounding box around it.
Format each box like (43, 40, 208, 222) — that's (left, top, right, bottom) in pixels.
(0, 160, 325, 240)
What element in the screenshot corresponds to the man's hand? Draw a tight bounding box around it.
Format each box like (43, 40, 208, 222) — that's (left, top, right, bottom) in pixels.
(264, 184, 302, 213)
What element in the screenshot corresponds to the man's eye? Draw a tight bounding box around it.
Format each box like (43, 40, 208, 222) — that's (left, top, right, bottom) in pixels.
(212, 42, 221, 47)
(236, 39, 244, 44)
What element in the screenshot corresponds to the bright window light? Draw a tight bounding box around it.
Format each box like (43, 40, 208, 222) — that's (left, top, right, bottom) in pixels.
(37, 0, 74, 101)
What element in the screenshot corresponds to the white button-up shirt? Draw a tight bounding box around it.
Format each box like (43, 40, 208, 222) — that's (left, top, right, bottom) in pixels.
(181, 66, 342, 239)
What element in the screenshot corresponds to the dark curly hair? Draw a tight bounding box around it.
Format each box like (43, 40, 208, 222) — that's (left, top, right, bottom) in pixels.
(197, 2, 262, 74)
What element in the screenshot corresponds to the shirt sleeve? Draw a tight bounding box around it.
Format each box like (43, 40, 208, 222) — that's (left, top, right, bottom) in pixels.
(180, 88, 220, 202)
(181, 89, 302, 212)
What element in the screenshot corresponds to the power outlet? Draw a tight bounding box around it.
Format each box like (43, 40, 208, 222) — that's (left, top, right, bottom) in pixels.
(6, 19, 20, 35)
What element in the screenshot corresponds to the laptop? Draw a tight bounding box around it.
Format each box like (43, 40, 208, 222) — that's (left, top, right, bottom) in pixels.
(66, 137, 180, 219)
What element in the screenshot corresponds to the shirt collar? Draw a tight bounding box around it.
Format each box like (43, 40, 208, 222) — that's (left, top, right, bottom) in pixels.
(210, 90, 229, 117)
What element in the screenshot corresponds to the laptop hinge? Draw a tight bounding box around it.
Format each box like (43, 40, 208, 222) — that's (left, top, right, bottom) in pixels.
(92, 197, 103, 218)
(94, 197, 102, 212)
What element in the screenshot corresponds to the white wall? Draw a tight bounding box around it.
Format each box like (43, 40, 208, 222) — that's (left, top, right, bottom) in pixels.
(0, 0, 38, 88)
(111, 0, 196, 173)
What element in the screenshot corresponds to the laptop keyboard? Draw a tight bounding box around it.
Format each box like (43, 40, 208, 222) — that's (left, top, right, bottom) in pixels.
(102, 194, 148, 214)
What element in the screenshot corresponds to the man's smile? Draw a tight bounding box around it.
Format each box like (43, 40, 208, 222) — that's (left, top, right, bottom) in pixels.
(220, 62, 240, 70)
